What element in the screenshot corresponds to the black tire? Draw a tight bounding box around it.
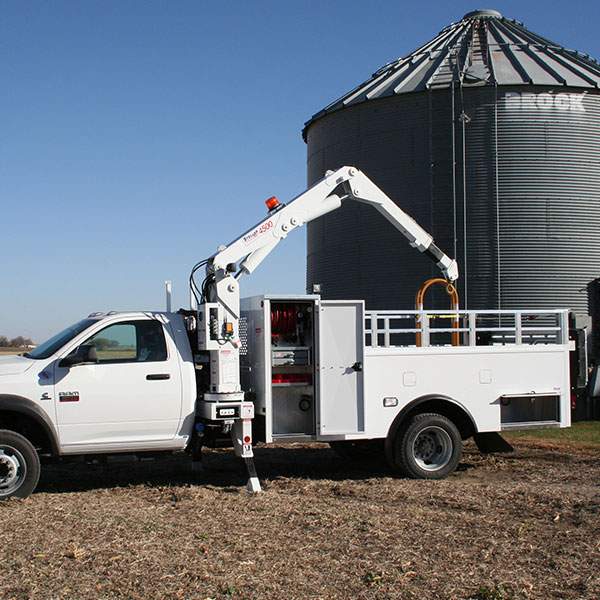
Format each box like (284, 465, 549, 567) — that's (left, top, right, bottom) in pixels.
(329, 439, 385, 463)
(386, 413, 462, 479)
(0, 430, 41, 500)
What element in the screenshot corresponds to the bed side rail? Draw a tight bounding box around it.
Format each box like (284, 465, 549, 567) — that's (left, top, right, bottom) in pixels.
(365, 309, 570, 349)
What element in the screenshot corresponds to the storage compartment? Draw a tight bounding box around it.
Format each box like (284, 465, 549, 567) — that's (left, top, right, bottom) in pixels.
(500, 394, 560, 426)
(270, 301, 315, 436)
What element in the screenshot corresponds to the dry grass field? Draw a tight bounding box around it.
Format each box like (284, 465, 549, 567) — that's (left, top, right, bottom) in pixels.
(0, 347, 27, 355)
(1, 430, 599, 600)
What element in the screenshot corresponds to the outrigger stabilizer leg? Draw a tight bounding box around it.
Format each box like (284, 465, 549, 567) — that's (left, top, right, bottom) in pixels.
(190, 422, 205, 473)
(231, 418, 262, 493)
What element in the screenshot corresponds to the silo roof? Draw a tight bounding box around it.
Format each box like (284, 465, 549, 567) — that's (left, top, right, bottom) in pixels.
(303, 9, 600, 140)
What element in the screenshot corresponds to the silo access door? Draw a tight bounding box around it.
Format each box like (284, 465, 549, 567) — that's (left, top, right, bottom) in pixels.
(317, 300, 365, 435)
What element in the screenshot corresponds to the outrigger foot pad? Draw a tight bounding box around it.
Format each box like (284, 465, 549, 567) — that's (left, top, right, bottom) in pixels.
(244, 457, 262, 493)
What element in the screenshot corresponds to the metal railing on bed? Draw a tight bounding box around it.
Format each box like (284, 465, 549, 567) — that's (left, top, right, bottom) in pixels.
(364, 309, 569, 349)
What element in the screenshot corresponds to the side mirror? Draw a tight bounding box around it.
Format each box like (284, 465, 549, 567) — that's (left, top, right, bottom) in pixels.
(59, 344, 98, 368)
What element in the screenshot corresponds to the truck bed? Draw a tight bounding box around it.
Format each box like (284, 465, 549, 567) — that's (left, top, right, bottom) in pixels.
(241, 297, 571, 444)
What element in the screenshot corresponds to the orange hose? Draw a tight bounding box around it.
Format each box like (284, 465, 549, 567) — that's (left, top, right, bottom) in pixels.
(415, 278, 460, 347)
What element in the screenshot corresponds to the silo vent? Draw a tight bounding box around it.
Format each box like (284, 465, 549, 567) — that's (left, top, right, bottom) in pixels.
(463, 9, 503, 19)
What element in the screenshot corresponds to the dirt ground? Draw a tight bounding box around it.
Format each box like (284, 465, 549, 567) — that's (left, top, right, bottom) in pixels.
(1, 439, 599, 600)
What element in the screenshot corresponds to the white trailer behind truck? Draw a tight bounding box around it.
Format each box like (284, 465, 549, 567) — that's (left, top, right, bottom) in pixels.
(0, 167, 571, 499)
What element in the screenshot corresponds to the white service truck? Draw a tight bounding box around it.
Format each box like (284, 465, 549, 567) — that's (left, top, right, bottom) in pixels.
(0, 167, 571, 499)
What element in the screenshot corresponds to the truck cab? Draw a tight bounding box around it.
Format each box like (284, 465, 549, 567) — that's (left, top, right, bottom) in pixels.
(0, 312, 197, 499)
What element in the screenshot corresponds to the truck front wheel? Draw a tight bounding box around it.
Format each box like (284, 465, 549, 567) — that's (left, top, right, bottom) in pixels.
(387, 413, 462, 479)
(0, 430, 41, 500)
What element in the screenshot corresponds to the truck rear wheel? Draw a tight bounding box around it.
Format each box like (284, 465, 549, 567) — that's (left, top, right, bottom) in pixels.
(387, 413, 462, 479)
(0, 430, 41, 500)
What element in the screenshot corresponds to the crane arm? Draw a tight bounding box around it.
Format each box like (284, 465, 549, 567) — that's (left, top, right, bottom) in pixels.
(209, 166, 458, 282)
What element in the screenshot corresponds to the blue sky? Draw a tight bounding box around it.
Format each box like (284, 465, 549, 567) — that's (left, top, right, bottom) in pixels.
(3, 1, 599, 341)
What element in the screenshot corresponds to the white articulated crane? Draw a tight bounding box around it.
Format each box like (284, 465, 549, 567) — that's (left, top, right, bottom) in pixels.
(191, 166, 458, 492)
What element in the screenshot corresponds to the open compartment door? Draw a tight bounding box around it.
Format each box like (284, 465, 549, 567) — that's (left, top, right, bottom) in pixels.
(317, 300, 365, 435)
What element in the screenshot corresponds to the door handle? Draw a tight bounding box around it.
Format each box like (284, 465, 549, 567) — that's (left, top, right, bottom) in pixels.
(351, 362, 363, 372)
(146, 374, 171, 380)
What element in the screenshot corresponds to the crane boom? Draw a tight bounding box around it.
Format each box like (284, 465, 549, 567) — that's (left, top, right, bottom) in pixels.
(209, 166, 458, 281)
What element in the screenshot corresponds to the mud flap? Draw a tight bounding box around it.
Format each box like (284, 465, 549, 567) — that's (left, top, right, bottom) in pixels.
(474, 432, 514, 454)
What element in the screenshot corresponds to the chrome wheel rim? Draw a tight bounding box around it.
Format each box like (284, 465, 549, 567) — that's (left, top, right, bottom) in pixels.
(0, 446, 27, 497)
(412, 426, 453, 471)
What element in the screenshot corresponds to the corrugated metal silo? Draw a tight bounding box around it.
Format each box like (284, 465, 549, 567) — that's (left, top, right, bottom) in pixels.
(304, 9, 600, 313)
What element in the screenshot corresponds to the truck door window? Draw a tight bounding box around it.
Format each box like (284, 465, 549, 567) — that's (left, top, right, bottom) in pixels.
(83, 320, 167, 363)
(86, 323, 137, 362)
(136, 320, 167, 362)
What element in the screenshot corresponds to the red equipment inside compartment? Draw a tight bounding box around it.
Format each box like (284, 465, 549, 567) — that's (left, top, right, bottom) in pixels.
(272, 373, 312, 385)
(271, 307, 297, 337)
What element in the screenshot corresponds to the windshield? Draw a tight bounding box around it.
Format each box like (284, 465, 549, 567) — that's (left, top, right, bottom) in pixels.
(25, 319, 98, 360)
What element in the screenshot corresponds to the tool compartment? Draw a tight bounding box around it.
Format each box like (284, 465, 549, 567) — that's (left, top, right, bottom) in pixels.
(270, 301, 315, 435)
(241, 295, 319, 442)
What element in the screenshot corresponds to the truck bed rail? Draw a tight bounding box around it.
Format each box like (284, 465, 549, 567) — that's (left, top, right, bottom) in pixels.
(365, 309, 569, 349)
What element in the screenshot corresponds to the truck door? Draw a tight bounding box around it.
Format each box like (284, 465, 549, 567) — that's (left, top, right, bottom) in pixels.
(54, 317, 183, 449)
(317, 300, 365, 435)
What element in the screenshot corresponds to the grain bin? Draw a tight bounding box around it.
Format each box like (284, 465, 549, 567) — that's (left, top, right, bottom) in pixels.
(304, 9, 600, 313)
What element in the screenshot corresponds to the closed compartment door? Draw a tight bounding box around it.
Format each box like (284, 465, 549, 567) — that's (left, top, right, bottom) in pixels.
(317, 300, 365, 435)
